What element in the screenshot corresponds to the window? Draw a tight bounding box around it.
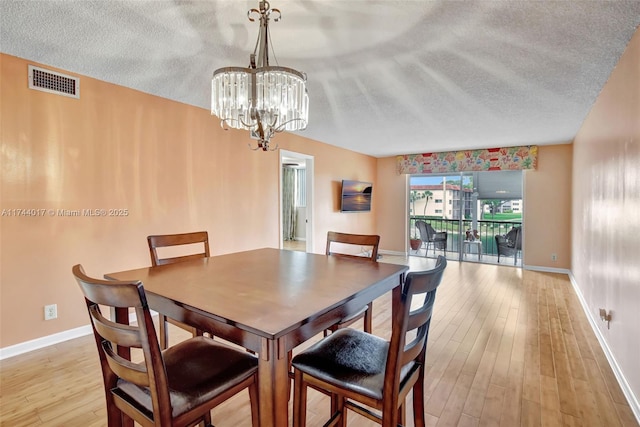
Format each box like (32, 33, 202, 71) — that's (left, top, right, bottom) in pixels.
(435, 199, 443, 203)
(435, 209, 443, 214)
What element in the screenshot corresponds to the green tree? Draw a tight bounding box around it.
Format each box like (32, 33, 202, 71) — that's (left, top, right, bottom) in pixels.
(482, 199, 507, 219)
(409, 191, 418, 215)
(422, 190, 433, 216)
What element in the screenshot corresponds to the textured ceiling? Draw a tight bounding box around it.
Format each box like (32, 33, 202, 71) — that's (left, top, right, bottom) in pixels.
(1, 1, 639, 157)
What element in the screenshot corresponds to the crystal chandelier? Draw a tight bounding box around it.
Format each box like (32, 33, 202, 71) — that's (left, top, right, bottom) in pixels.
(211, 0, 309, 151)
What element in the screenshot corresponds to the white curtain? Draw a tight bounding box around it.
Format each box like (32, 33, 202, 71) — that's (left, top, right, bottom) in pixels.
(282, 167, 296, 241)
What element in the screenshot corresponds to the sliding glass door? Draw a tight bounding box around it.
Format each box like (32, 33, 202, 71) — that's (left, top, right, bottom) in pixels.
(409, 170, 523, 265)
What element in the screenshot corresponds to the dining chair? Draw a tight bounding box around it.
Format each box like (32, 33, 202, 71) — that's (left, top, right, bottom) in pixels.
(291, 255, 447, 427)
(325, 231, 380, 335)
(147, 231, 210, 349)
(72, 264, 259, 427)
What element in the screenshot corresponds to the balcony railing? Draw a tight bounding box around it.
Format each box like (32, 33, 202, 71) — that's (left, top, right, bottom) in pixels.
(410, 216, 522, 256)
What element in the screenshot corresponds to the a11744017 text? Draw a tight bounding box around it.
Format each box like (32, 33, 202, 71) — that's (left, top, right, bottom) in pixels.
(1, 208, 129, 217)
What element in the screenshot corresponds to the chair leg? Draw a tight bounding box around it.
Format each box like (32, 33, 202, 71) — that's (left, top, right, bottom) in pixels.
(332, 394, 347, 427)
(363, 302, 373, 333)
(288, 350, 293, 401)
(412, 373, 426, 427)
(121, 412, 134, 427)
(199, 411, 212, 427)
(248, 375, 260, 427)
(159, 314, 168, 350)
(106, 397, 124, 427)
(293, 370, 307, 427)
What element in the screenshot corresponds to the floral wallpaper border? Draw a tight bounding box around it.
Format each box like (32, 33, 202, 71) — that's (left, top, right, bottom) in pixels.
(396, 145, 538, 174)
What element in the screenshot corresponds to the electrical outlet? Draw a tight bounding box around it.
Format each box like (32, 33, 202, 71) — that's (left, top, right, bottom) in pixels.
(44, 304, 57, 320)
(551, 253, 557, 261)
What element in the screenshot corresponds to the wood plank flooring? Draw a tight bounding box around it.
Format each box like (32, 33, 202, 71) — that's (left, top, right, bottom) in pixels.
(0, 259, 637, 426)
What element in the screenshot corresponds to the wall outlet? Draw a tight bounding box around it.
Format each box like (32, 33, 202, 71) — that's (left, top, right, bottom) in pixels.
(551, 253, 558, 261)
(44, 304, 57, 320)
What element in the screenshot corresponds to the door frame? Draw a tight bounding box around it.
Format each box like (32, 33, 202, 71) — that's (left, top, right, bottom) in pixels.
(279, 150, 314, 252)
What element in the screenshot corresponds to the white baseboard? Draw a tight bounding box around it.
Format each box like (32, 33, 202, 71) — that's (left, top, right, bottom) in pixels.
(568, 272, 640, 423)
(0, 325, 93, 360)
(523, 264, 571, 274)
(0, 311, 156, 361)
(379, 249, 408, 257)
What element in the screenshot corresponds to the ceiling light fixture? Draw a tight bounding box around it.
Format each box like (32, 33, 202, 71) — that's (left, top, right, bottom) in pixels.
(211, 0, 309, 152)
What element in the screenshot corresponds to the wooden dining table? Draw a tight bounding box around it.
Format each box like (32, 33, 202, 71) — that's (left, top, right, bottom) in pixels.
(105, 247, 409, 427)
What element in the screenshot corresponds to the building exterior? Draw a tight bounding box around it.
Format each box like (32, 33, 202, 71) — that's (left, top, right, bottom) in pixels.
(409, 184, 473, 219)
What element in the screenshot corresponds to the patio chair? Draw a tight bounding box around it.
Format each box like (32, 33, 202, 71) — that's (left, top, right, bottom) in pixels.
(495, 226, 522, 265)
(415, 220, 447, 256)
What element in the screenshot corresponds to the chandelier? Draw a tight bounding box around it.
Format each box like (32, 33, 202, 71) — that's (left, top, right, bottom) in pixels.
(211, 0, 309, 151)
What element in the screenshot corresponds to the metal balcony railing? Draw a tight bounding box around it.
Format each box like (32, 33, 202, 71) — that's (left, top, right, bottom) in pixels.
(410, 216, 522, 256)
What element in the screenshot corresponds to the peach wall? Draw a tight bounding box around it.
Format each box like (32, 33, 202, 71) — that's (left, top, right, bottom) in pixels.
(0, 54, 377, 349)
(523, 144, 572, 269)
(275, 135, 378, 254)
(376, 157, 408, 253)
(572, 28, 640, 407)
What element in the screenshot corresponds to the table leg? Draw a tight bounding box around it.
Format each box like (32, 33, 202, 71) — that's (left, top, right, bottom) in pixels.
(258, 337, 290, 427)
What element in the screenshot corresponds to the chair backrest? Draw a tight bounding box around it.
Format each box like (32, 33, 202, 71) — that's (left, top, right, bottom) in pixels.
(384, 255, 447, 408)
(415, 220, 435, 242)
(513, 226, 522, 250)
(325, 231, 380, 261)
(72, 264, 173, 423)
(147, 231, 210, 266)
(504, 226, 522, 249)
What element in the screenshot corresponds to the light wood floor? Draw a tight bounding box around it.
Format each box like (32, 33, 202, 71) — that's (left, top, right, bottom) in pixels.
(1, 260, 637, 427)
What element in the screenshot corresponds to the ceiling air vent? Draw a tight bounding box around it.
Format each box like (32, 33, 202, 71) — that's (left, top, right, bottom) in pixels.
(28, 65, 79, 99)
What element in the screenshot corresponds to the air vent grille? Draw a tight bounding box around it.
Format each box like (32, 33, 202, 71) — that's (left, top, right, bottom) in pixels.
(28, 65, 79, 99)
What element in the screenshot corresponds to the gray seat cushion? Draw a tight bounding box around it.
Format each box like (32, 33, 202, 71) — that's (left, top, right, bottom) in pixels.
(292, 328, 416, 401)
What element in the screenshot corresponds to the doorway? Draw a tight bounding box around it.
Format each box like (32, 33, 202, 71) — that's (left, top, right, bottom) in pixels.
(409, 170, 523, 266)
(280, 150, 314, 252)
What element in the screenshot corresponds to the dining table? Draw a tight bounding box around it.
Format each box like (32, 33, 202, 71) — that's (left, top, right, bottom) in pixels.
(105, 247, 409, 427)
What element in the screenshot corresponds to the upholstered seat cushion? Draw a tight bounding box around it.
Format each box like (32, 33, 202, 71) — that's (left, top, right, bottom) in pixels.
(292, 329, 416, 401)
(115, 336, 258, 418)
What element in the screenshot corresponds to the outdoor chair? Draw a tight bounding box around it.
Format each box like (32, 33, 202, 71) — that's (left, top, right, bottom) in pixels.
(495, 226, 522, 265)
(415, 220, 447, 256)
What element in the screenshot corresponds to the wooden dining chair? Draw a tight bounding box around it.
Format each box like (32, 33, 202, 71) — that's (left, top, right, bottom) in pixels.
(325, 231, 380, 335)
(291, 255, 447, 427)
(147, 231, 210, 349)
(72, 264, 259, 427)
